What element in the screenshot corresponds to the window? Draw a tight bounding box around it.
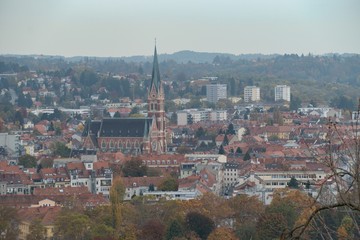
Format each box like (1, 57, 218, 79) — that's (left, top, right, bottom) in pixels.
(101, 140, 106, 149)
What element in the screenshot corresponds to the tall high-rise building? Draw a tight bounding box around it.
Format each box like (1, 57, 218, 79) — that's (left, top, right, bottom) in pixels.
(274, 85, 291, 102)
(244, 86, 260, 102)
(206, 84, 227, 103)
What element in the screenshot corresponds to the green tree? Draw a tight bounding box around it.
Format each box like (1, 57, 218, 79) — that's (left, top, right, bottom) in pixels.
(195, 127, 206, 138)
(222, 134, 229, 146)
(186, 211, 215, 240)
(54, 212, 92, 240)
(51, 142, 71, 157)
(290, 94, 302, 111)
(235, 147, 242, 154)
(18, 154, 37, 168)
(14, 111, 24, 127)
(268, 135, 280, 141)
(39, 158, 53, 168)
(170, 112, 177, 125)
(243, 150, 251, 161)
(91, 224, 114, 240)
(26, 219, 46, 240)
(158, 177, 178, 191)
(288, 177, 299, 189)
(48, 121, 55, 131)
(148, 184, 155, 192)
(122, 157, 147, 177)
(226, 123, 236, 135)
(218, 145, 225, 155)
(113, 111, 121, 118)
(166, 218, 185, 240)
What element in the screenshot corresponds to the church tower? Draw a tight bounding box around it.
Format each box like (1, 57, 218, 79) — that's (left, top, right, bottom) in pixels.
(148, 46, 166, 153)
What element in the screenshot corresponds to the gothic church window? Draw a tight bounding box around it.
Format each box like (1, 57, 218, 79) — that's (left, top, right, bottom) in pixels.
(101, 140, 106, 149)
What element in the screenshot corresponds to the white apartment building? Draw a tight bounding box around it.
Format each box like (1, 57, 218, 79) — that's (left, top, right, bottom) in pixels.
(206, 84, 227, 103)
(177, 109, 227, 126)
(0, 133, 20, 158)
(274, 85, 291, 102)
(244, 86, 260, 102)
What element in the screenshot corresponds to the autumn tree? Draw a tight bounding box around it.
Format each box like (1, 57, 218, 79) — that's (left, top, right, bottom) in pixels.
(207, 227, 237, 240)
(109, 177, 125, 235)
(26, 219, 46, 240)
(139, 219, 165, 240)
(158, 177, 178, 191)
(0, 206, 19, 240)
(287, 113, 360, 239)
(229, 195, 264, 239)
(54, 212, 92, 240)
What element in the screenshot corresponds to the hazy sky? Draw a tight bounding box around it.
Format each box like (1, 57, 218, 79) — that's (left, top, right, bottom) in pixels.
(0, 0, 359, 57)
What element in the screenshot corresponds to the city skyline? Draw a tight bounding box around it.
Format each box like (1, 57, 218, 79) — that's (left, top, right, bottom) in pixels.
(1, 0, 360, 57)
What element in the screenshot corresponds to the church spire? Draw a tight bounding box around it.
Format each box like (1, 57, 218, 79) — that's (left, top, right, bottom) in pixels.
(149, 45, 161, 94)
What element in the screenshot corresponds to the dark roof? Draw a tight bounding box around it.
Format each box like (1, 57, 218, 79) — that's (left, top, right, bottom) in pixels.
(149, 46, 161, 93)
(82, 120, 101, 137)
(99, 118, 152, 138)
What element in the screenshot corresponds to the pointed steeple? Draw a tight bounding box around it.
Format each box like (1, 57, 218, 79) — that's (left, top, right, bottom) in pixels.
(149, 46, 161, 93)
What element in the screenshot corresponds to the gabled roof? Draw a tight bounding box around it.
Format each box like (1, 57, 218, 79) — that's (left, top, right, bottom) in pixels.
(98, 118, 153, 138)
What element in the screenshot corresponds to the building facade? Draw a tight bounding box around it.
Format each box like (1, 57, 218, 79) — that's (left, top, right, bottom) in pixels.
(176, 109, 227, 126)
(274, 85, 291, 102)
(244, 86, 260, 102)
(206, 84, 227, 103)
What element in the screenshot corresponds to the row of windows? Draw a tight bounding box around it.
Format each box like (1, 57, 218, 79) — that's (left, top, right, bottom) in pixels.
(72, 182, 88, 186)
(143, 160, 178, 165)
(266, 182, 287, 186)
(225, 178, 236, 181)
(101, 140, 141, 149)
(225, 173, 237, 176)
(270, 174, 317, 179)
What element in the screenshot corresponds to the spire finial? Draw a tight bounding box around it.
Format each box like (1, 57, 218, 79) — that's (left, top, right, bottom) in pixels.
(155, 38, 157, 47)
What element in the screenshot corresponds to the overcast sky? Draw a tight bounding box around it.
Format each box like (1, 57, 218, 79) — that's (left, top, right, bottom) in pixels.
(0, 0, 359, 57)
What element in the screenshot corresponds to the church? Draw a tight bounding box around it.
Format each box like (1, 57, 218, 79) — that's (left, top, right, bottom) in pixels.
(82, 46, 167, 154)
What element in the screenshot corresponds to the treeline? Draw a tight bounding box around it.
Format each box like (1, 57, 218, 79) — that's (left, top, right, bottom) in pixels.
(1, 53, 360, 109)
(2, 188, 358, 240)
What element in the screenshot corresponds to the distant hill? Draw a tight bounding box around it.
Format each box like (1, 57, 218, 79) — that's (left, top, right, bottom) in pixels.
(120, 51, 279, 63)
(2, 51, 358, 64)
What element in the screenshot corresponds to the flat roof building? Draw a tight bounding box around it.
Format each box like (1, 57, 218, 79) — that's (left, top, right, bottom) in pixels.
(275, 85, 290, 102)
(206, 84, 227, 103)
(244, 86, 260, 102)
